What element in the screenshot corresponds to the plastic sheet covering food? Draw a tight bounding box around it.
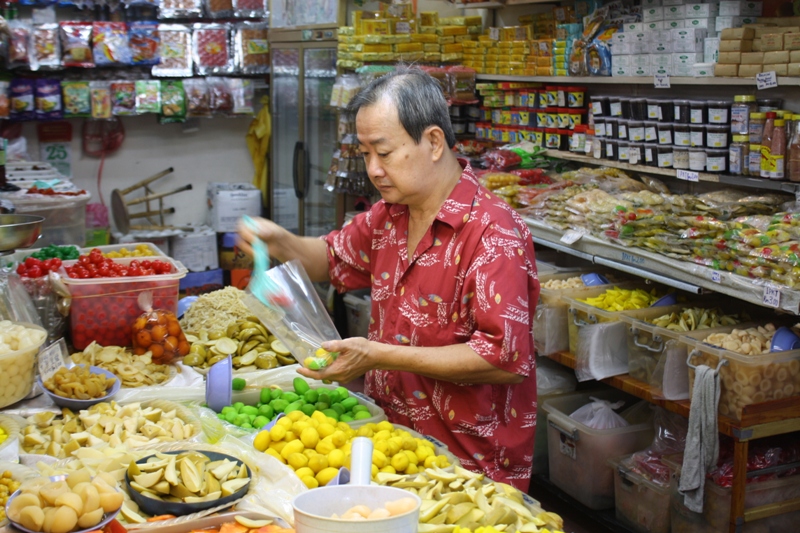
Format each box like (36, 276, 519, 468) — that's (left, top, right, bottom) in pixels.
(575, 320, 629, 381)
(534, 303, 570, 355)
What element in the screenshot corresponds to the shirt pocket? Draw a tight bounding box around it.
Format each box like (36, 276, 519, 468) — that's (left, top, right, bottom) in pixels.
(398, 290, 464, 346)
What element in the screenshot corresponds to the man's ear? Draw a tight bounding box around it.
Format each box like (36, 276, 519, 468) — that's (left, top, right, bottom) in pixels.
(425, 126, 447, 162)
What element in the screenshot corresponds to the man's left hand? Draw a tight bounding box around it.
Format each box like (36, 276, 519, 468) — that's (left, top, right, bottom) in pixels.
(297, 337, 377, 384)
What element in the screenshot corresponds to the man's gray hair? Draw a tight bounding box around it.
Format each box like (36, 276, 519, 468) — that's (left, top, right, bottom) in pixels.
(346, 67, 457, 148)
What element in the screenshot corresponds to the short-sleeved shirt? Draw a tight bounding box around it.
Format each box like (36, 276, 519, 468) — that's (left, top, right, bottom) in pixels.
(324, 163, 540, 489)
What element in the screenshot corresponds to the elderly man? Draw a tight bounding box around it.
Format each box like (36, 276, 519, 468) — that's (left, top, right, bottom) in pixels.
(239, 67, 540, 489)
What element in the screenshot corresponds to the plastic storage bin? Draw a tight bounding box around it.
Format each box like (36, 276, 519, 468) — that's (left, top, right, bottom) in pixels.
(543, 389, 654, 510)
(683, 321, 800, 420)
(532, 356, 577, 475)
(59, 257, 187, 350)
(609, 455, 671, 533)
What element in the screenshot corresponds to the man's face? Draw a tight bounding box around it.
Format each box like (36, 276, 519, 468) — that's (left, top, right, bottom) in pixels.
(356, 97, 434, 206)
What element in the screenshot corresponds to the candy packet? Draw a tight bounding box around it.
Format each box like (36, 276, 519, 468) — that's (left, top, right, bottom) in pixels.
(183, 78, 211, 118)
(10, 79, 35, 121)
(192, 23, 234, 75)
(152, 24, 192, 77)
(232, 0, 267, 19)
(35, 78, 63, 120)
(234, 22, 268, 74)
(62, 80, 91, 117)
(129, 21, 160, 66)
(135, 79, 161, 113)
(207, 76, 233, 114)
(31, 23, 61, 70)
(159, 80, 186, 123)
(90, 81, 112, 119)
(93, 22, 131, 66)
(159, 0, 203, 19)
(60, 22, 94, 68)
(205, 0, 233, 19)
(110, 80, 136, 115)
(8, 20, 32, 69)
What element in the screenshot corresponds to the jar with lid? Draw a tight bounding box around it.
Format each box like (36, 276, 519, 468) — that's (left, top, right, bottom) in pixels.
(619, 97, 632, 119)
(731, 95, 756, 135)
(647, 99, 671, 121)
(673, 100, 691, 124)
(618, 141, 630, 162)
(707, 100, 732, 124)
(690, 124, 705, 147)
(628, 120, 644, 142)
(468, 121, 477, 135)
(689, 101, 707, 124)
(617, 118, 629, 140)
(605, 138, 617, 160)
(657, 122, 674, 145)
(657, 145, 674, 168)
(729, 135, 749, 175)
(585, 128, 595, 156)
(608, 97, 623, 117)
(449, 105, 463, 118)
(760, 112, 777, 178)
(630, 98, 648, 121)
(644, 120, 658, 143)
(545, 128, 561, 149)
(757, 98, 782, 112)
(590, 95, 608, 116)
(705, 125, 730, 148)
(606, 117, 619, 139)
(689, 148, 707, 171)
(594, 137, 605, 159)
(644, 144, 657, 167)
(571, 125, 587, 152)
(706, 148, 728, 173)
(749, 142, 762, 175)
(767, 119, 787, 180)
(567, 86, 586, 108)
(749, 113, 765, 144)
(452, 118, 467, 135)
(674, 123, 691, 147)
(594, 118, 606, 137)
(673, 146, 689, 169)
(628, 142, 643, 165)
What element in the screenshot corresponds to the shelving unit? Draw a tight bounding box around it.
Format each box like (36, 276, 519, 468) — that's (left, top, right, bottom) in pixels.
(454, 0, 557, 7)
(477, 73, 800, 86)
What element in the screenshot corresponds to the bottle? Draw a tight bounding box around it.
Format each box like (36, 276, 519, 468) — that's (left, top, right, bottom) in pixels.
(789, 117, 800, 183)
(769, 119, 786, 180)
(729, 135, 749, 176)
(760, 112, 776, 179)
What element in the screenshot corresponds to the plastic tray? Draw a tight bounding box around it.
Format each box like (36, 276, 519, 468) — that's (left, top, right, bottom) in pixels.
(682, 321, 800, 421)
(609, 455, 671, 533)
(59, 257, 187, 350)
(543, 389, 654, 510)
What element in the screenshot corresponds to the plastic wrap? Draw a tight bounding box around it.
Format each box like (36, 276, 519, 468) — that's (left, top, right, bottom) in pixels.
(537, 356, 577, 395)
(110, 80, 136, 116)
(228, 78, 254, 115)
(152, 24, 192, 77)
(34, 78, 62, 120)
(59, 21, 93, 68)
(206, 0, 233, 19)
(533, 303, 570, 356)
(183, 78, 211, 118)
(625, 408, 688, 486)
(8, 20, 32, 69)
(0, 82, 9, 119)
(575, 320, 629, 381)
(129, 21, 160, 66)
(90, 81, 112, 119)
(62, 80, 91, 118)
(232, 0, 268, 19)
(234, 22, 268, 75)
(446, 66, 477, 103)
(193, 23, 234, 75)
(135, 80, 161, 114)
(31, 23, 60, 70)
(159, 0, 203, 19)
(569, 397, 629, 429)
(207, 76, 233, 114)
(93, 21, 131, 66)
(10, 78, 35, 122)
(159, 80, 186, 123)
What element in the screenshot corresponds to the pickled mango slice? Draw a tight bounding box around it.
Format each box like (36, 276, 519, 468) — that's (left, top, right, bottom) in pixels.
(578, 287, 661, 311)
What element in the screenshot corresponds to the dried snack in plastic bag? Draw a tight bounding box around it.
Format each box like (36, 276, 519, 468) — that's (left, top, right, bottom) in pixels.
(8, 20, 31, 68)
(60, 21, 93, 68)
(206, 0, 233, 19)
(35, 78, 62, 120)
(93, 22, 131, 66)
(159, 80, 186, 123)
(31, 24, 60, 70)
(159, 0, 203, 19)
(131, 292, 190, 364)
(10, 79, 35, 121)
(228, 78, 254, 115)
(152, 24, 192, 77)
(90, 81, 112, 119)
(110, 80, 136, 116)
(129, 21, 160, 66)
(234, 22, 268, 74)
(483, 149, 522, 170)
(232, 0, 267, 19)
(62, 80, 91, 117)
(207, 76, 233, 114)
(0, 81, 9, 119)
(135, 79, 160, 113)
(184, 78, 210, 118)
(193, 23, 234, 75)
(446, 65, 477, 102)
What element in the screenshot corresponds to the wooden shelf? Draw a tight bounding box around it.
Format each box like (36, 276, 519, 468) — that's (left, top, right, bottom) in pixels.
(476, 73, 800, 86)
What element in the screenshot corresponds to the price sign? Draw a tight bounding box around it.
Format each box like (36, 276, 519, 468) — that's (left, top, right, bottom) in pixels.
(489, 27, 500, 41)
(560, 230, 583, 244)
(654, 74, 671, 88)
(677, 169, 699, 182)
(763, 284, 781, 308)
(395, 21, 411, 34)
(756, 71, 778, 90)
(40, 141, 72, 178)
(38, 338, 69, 383)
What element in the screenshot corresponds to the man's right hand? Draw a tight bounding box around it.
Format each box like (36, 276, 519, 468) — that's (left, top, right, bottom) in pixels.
(236, 216, 288, 259)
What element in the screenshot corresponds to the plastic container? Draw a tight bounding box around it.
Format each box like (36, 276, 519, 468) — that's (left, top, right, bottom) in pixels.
(646, 99, 663, 121)
(657, 123, 673, 145)
(757, 97, 782, 112)
(705, 124, 730, 148)
(707, 100, 731, 124)
(3, 194, 89, 247)
(618, 141, 630, 162)
(0, 322, 47, 409)
(594, 118, 606, 138)
(673, 99, 690, 124)
(749, 112, 766, 144)
(532, 356, 578, 475)
(673, 123, 691, 147)
(644, 144, 657, 167)
(689, 148, 707, 172)
(0, 414, 21, 462)
(543, 389, 654, 510)
(591, 95, 609, 116)
(729, 135, 749, 175)
(606, 117, 619, 139)
(609, 97, 622, 117)
(644, 121, 658, 143)
(690, 124, 705, 148)
(630, 98, 647, 121)
(628, 142, 643, 165)
(610, 455, 671, 533)
(628, 120, 645, 142)
(673, 147, 689, 169)
(689, 101, 707, 124)
(59, 257, 187, 350)
(619, 97, 632, 120)
(617, 118, 629, 140)
(605, 138, 617, 160)
(731, 95, 756, 135)
(657, 145, 674, 168)
(705, 148, 728, 172)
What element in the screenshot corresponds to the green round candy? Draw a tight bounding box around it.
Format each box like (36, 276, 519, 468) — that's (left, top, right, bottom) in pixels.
(339, 414, 354, 423)
(300, 404, 316, 417)
(340, 397, 359, 410)
(353, 410, 372, 420)
(217, 413, 225, 420)
(232, 377, 246, 391)
(241, 423, 253, 429)
(315, 401, 330, 412)
(318, 392, 331, 405)
(331, 403, 346, 416)
(284, 400, 305, 414)
(304, 390, 319, 404)
(234, 414, 250, 426)
(233, 402, 245, 412)
(283, 392, 300, 404)
(351, 405, 370, 414)
(260, 387, 272, 404)
(322, 409, 340, 421)
(270, 388, 283, 400)
(306, 359, 322, 370)
(241, 405, 259, 417)
(270, 399, 289, 413)
(293, 377, 311, 395)
(253, 416, 269, 428)
(258, 404, 274, 419)
(335, 386, 350, 400)
(221, 406, 237, 415)
(225, 412, 237, 423)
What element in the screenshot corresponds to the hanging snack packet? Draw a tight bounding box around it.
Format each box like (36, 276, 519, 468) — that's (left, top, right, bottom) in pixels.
(110, 80, 136, 115)
(207, 76, 233, 114)
(35, 78, 63, 120)
(0, 82, 10, 119)
(192, 23, 234, 75)
(159, 0, 203, 19)
(228, 78, 254, 115)
(31, 24, 60, 70)
(90, 81, 112, 119)
(159, 80, 186, 123)
(152, 24, 192, 77)
(60, 22, 94, 68)
(93, 22, 131, 66)
(234, 22, 268, 74)
(8, 20, 32, 68)
(129, 21, 159, 66)
(206, 0, 233, 19)
(131, 292, 190, 364)
(183, 78, 211, 118)
(10, 79, 35, 121)
(62, 80, 91, 117)
(232, 0, 267, 19)
(135, 79, 161, 113)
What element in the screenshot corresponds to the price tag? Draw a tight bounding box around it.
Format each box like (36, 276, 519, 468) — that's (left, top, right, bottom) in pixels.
(559, 436, 577, 460)
(654, 74, 671, 88)
(677, 169, 699, 182)
(560, 230, 583, 244)
(489, 27, 500, 41)
(38, 338, 69, 383)
(711, 271, 722, 283)
(395, 21, 411, 34)
(763, 284, 781, 308)
(756, 71, 778, 90)
(40, 141, 72, 178)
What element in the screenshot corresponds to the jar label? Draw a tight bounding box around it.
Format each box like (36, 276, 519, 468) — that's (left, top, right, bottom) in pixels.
(569, 113, 583, 129)
(707, 132, 728, 148)
(593, 141, 602, 159)
(658, 152, 674, 168)
(691, 131, 704, 147)
(730, 107, 749, 134)
(645, 126, 657, 141)
(629, 127, 644, 141)
(749, 151, 761, 173)
(606, 143, 614, 158)
(647, 104, 660, 120)
(729, 146, 743, 174)
(690, 109, 703, 124)
(674, 151, 689, 169)
(545, 114, 556, 128)
(709, 108, 729, 124)
(610, 102, 622, 117)
(596, 124, 605, 137)
(707, 155, 725, 171)
(537, 112, 548, 127)
(629, 147, 640, 165)
(547, 91, 557, 106)
(619, 146, 629, 160)
(568, 92, 584, 107)
(645, 147, 654, 163)
(675, 131, 691, 146)
(618, 125, 627, 139)
(658, 130, 673, 145)
(689, 151, 706, 171)
(592, 102, 602, 115)
(546, 133, 560, 148)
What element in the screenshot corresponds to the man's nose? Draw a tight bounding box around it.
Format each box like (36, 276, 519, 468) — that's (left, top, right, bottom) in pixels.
(366, 156, 385, 178)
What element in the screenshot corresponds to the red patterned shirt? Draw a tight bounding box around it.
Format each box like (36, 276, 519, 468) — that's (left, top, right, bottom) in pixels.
(324, 164, 540, 489)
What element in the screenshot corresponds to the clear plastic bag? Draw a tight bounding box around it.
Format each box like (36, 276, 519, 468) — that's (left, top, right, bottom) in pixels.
(575, 320, 629, 381)
(650, 339, 691, 400)
(536, 355, 577, 396)
(569, 396, 629, 429)
(533, 303, 570, 356)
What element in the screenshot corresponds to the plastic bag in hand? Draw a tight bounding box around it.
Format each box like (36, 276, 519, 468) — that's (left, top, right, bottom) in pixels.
(569, 396, 630, 429)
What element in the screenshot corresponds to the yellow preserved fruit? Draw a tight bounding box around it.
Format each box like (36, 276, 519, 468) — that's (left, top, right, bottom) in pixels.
(578, 287, 660, 311)
(0, 470, 22, 522)
(104, 244, 156, 258)
(0, 426, 7, 445)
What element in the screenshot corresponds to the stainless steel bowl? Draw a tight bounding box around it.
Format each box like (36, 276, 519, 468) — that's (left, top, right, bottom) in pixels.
(0, 214, 44, 252)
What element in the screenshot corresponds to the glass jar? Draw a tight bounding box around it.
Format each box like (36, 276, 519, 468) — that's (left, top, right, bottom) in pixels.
(690, 124, 705, 147)
(749, 143, 762, 175)
(657, 122, 674, 145)
(567, 86, 586, 108)
(757, 98, 782, 112)
(590, 94, 608, 116)
(630, 98, 648, 121)
(619, 97, 632, 119)
(628, 142, 643, 165)
(689, 101, 707, 124)
(729, 134, 749, 175)
(706, 148, 728, 172)
(468, 121, 477, 135)
(618, 140, 630, 162)
(707, 100, 732, 124)
(606, 117, 619, 139)
(749, 112, 765, 144)
(644, 144, 657, 167)
(674, 146, 689, 169)
(452, 118, 467, 135)
(644, 120, 658, 143)
(673, 123, 691, 147)
(731, 95, 756, 135)
(657, 145, 674, 168)
(689, 148, 707, 171)
(628, 120, 644, 142)
(617, 118, 629, 140)
(605, 138, 617, 160)
(673, 100, 691, 124)
(609, 97, 623, 117)
(706, 124, 731, 148)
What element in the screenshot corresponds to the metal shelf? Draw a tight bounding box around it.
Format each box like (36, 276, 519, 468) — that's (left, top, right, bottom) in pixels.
(476, 74, 800, 86)
(452, 1, 505, 8)
(526, 217, 800, 314)
(453, 0, 556, 7)
(546, 150, 800, 193)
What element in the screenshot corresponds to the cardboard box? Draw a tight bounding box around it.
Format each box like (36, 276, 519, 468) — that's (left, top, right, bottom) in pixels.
(715, 63, 739, 75)
(763, 50, 789, 63)
(672, 28, 707, 52)
(649, 29, 673, 42)
(740, 51, 765, 64)
(631, 54, 653, 67)
(673, 62, 694, 76)
(763, 63, 788, 75)
(752, 26, 798, 37)
(751, 39, 763, 51)
(673, 52, 701, 64)
(631, 42, 650, 54)
(788, 63, 800, 76)
(612, 54, 632, 67)
(623, 23, 644, 32)
(642, 0, 662, 6)
(631, 65, 653, 76)
(761, 33, 784, 51)
(644, 21, 666, 30)
(757, 17, 800, 27)
(738, 63, 763, 76)
(719, 1, 745, 16)
(665, 20, 685, 29)
(685, 3, 719, 17)
(742, 1, 764, 16)
(612, 65, 632, 76)
(171, 226, 219, 272)
(686, 18, 715, 31)
(704, 37, 721, 62)
(719, 39, 753, 51)
(649, 41, 674, 53)
(206, 183, 262, 233)
(651, 53, 673, 68)
(662, 0, 683, 5)
(717, 17, 758, 33)
(664, 5, 685, 19)
(790, 49, 800, 61)
(643, 7, 665, 22)
(784, 33, 800, 50)
(693, 62, 716, 76)
(721, 27, 755, 39)
(718, 51, 742, 63)
(609, 41, 632, 54)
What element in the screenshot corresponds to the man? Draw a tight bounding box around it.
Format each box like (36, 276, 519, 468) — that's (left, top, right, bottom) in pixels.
(238, 67, 540, 490)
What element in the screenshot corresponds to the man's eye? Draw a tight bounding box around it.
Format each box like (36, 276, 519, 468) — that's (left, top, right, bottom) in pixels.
(378, 153, 389, 157)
